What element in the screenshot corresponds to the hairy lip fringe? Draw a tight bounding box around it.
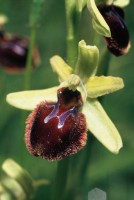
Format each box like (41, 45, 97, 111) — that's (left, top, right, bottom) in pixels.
(25, 88, 87, 161)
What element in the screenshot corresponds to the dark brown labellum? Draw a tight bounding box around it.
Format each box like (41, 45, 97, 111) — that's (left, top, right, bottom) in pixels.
(0, 33, 40, 73)
(25, 88, 87, 161)
(98, 4, 130, 56)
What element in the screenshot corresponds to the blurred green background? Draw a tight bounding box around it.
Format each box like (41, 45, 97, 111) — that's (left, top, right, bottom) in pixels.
(0, 0, 134, 199)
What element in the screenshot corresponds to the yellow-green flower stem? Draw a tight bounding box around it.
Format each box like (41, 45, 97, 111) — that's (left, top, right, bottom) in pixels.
(52, 158, 69, 200)
(78, 50, 112, 192)
(65, 0, 81, 68)
(76, 134, 95, 188)
(66, 40, 112, 199)
(24, 0, 45, 90)
(65, 135, 95, 199)
(24, 28, 36, 90)
(52, 2, 83, 199)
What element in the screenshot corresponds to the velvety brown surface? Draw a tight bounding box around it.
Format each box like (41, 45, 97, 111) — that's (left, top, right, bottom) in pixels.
(25, 88, 87, 161)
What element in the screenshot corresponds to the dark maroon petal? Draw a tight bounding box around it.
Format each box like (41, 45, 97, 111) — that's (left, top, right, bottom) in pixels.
(25, 88, 87, 161)
(98, 4, 130, 56)
(0, 36, 28, 69)
(0, 34, 40, 72)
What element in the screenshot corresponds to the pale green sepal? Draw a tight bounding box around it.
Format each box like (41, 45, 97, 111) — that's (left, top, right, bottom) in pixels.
(75, 40, 99, 81)
(0, 192, 14, 200)
(0, 184, 14, 200)
(82, 99, 123, 153)
(6, 87, 58, 111)
(113, 0, 130, 7)
(85, 76, 124, 98)
(2, 159, 34, 199)
(87, 0, 111, 37)
(50, 55, 73, 82)
(1, 177, 27, 200)
(92, 19, 110, 37)
(60, 74, 87, 103)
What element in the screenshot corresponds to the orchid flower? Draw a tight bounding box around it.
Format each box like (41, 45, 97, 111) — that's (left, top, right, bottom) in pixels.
(6, 40, 124, 161)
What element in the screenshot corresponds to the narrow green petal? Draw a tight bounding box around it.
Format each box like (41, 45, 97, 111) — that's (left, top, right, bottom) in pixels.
(87, 0, 111, 37)
(92, 19, 110, 37)
(75, 40, 99, 81)
(82, 99, 123, 153)
(6, 87, 58, 110)
(85, 76, 124, 98)
(50, 55, 73, 82)
(113, 0, 130, 7)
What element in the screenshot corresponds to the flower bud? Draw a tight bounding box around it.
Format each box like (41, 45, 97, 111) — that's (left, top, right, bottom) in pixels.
(25, 87, 87, 161)
(98, 4, 130, 56)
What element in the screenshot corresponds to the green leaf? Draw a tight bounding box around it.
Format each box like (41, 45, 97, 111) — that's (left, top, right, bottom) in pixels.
(87, 0, 111, 37)
(75, 40, 99, 81)
(6, 87, 58, 110)
(82, 99, 123, 153)
(50, 55, 73, 82)
(85, 76, 124, 98)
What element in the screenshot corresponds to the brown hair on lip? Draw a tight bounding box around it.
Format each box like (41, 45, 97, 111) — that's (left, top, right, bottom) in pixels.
(25, 88, 87, 161)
